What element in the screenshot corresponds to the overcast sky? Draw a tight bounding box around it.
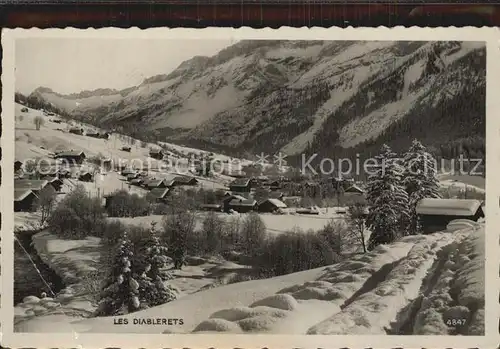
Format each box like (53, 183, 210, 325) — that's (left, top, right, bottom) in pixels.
(15, 38, 235, 95)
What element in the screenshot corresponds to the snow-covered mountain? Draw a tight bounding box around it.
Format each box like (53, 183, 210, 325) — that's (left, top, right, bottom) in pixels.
(25, 40, 485, 158)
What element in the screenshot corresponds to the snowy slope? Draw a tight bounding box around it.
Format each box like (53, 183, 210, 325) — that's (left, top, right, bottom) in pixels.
(24, 40, 485, 157)
(14, 223, 484, 335)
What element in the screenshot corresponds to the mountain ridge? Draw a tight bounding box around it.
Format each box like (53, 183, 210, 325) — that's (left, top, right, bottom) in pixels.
(20, 40, 485, 162)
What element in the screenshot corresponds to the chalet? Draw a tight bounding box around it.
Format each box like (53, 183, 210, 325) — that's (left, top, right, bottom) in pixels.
(344, 184, 364, 194)
(46, 177, 64, 192)
(228, 198, 258, 213)
(126, 173, 140, 181)
(147, 188, 170, 203)
(121, 146, 132, 152)
(283, 196, 301, 207)
(222, 194, 247, 213)
(55, 150, 86, 165)
(268, 191, 285, 200)
(416, 198, 485, 234)
(229, 178, 252, 193)
(14, 188, 38, 212)
(129, 178, 144, 186)
(15, 179, 51, 194)
(258, 198, 287, 213)
(173, 176, 198, 186)
(14, 160, 23, 172)
(78, 172, 93, 182)
(121, 169, 137, 177)
(144, 179, 167, 190)
(69, 127, 84, 135)
(200, 204, 222, 212)
(149, 149, 164, 160)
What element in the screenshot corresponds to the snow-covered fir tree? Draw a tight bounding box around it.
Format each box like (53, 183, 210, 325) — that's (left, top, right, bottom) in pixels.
(403, 139, 442, 234)
(366, 144, 410, 250)
(95, 231, 141, 316)
(137, 222, 177, 308)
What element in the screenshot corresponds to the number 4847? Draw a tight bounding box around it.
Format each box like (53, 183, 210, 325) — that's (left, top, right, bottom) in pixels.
(446, 318, 467, 326)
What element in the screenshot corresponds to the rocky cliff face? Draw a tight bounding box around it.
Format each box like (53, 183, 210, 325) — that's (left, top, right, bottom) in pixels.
(27, 40, 485, 158)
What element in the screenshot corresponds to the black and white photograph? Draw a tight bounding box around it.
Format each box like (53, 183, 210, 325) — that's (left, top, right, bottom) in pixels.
(1, 28, 496, 347)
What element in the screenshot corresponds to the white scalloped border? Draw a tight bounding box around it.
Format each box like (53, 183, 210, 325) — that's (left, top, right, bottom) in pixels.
(1, 26, 499, 349)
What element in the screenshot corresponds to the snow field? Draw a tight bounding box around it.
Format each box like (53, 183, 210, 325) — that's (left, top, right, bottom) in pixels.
(410, 223, 484, 335)
(192, 234, 430, 334)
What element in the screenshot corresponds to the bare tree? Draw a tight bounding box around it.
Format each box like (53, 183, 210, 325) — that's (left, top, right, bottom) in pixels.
(347, 202, 368, 253)
(34, 115, 44, 130)
(36, 189, 57, 228)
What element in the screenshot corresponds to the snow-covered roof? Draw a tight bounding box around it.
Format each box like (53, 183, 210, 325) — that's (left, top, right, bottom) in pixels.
(14, 188, 37, 201)
(229, 198, 257, 207)
(149, 188, 170, 199)
(15, 179, 49, 191)
(345, 184, 364, 193)
(230, 178, 251, 187)
(416, 198, 483, 216)
(260, 198, 287, 208)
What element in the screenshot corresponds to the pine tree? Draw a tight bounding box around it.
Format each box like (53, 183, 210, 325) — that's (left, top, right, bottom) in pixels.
(366, 144, 410, 250)
(137, 222, 177, 308)
(403, 139, 442, 234)
(95, 231, 141, 316)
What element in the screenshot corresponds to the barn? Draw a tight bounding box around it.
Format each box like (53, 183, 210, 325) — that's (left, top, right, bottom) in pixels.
(14, 160, 23, 172)
(144, 179, 167, 190)
(149, 149, 164, 160)
(258, 198, 287, 213)
(222, 194, 248, 213)
(200, 204, 222, 212)
(229, 178, 252, 193)
(46, 177, 64, 192)
(78, 172, 93, 182)
(147, 188, 170, 203)
(69, 127, 84, 135)
(416, 198, 485, 234)
(228, 198, 258, 213)
(173, 176, 198, 186)
(14, 188, 38, 212)
(55, 150, 86, 165)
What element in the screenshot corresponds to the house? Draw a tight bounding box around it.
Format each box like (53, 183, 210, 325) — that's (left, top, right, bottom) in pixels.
(121, 169, 136, 177)
(86, 132, 101, 138)
(415, 198, 485, 234)
(173, 176, 198, 186)
(147, 188, 170, 203)
(228, 198, 258, 213)
(126, 173, 140, 181)
(78, 172, 93, 182)
(344, 184, 364, 194)
(129, 178, 144, 186)
(15, 179, 52, 195)
(268, 191, 285, 200)
(144, 179, 167, 190)
(15, 160, 23, 172)
(282, 196, 301, 207)
(46, 177, 64, 192)
(258, 198, 287, 213)
(149, 149, 164, 160)
(200, 204, 222, 212)
(222, 194, 247, 212)
(14, 188, 38, 212)
(229, 178, 252, 193)
(121, 146, 131, 152)
(69, 127, 84, 135)
(55, 150, 86, 165)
